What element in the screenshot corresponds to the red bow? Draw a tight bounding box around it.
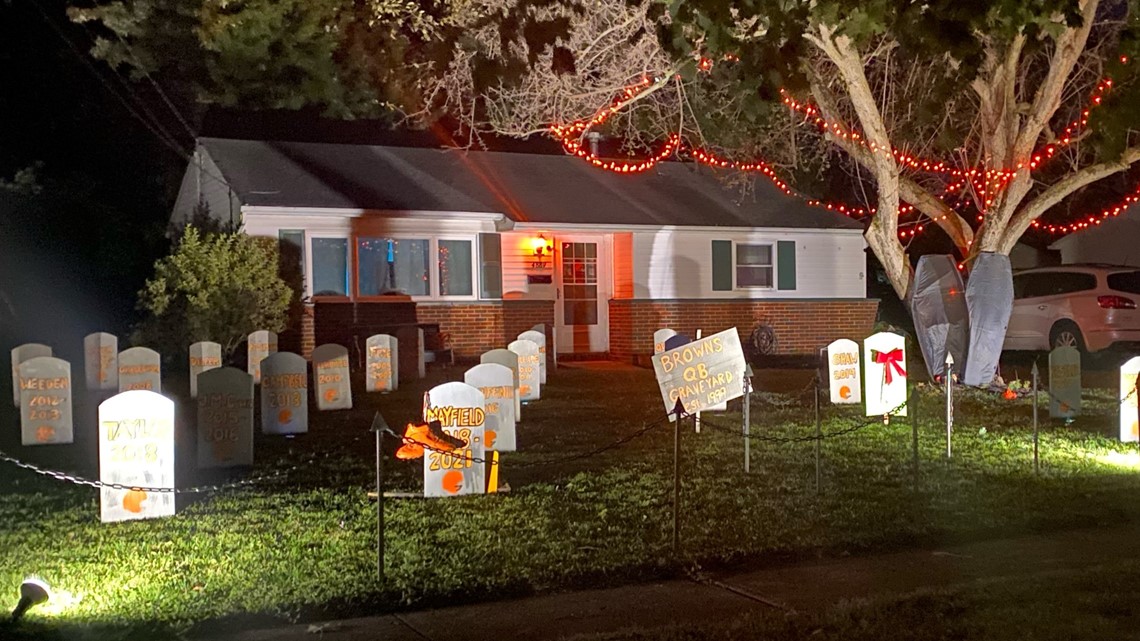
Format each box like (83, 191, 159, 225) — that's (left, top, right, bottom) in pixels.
(873, 348, 907, 385)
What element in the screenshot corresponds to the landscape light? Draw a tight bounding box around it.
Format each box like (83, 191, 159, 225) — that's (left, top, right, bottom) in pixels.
(11, 578, 50, 621)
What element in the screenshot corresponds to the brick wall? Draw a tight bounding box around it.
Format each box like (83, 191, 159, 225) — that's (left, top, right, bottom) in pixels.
(417, 300, 555, 361)
(609, 298, 879, 362)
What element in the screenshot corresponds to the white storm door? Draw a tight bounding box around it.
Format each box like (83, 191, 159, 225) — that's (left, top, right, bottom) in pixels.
(556, 236, 609, 354)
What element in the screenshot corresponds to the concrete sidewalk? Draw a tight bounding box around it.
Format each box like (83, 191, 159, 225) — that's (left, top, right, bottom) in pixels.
(208, 524, 1138, 641)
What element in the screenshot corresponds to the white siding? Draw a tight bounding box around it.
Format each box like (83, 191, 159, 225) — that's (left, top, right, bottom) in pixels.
(631, 229, 866, 299)
(501, 231, 557, 300)
(1050, 215, 1140, 267)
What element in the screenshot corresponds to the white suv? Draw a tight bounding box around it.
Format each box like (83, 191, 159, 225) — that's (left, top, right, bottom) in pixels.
(1003, 264, 1140, 353)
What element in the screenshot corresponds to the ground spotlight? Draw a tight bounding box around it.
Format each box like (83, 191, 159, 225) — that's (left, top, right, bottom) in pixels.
(11, 578, 50, 622)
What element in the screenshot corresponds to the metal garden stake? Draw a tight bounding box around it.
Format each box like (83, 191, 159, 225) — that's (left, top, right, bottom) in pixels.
(945, 353, 954, 459)
(369, 411, 388, 581)
(672, 398, 684, 555)
(743, 364, 753, 474)
(814, 372, 822, 493)
(1032, 361, 1040, 476)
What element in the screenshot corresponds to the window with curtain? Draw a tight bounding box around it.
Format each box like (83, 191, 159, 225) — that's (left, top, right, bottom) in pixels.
(736, 243, 773, 288)
(311, 237, 348, 296)
(438, 239, 473, 296)
(358, 237, 430, 296)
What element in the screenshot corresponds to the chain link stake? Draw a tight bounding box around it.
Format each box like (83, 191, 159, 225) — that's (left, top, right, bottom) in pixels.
(743, 364, 753, 474)
(813, 371, 822, 493)
(671, 398, 684, 555)
(1032, 361, 1040, 476)
(945, 353, 954, 460)
(370, 411, 388, 582)
(911, 377, 920, 482)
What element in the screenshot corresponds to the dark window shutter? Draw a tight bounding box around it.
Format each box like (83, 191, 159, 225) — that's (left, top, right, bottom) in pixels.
(712, 240, 732, 291)
(479, 233, 502, 299)
(777, 241, 797, 290)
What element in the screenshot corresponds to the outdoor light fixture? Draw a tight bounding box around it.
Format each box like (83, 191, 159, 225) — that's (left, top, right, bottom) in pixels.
(530, 234, 553, 257)
(11, 578, 50, 621)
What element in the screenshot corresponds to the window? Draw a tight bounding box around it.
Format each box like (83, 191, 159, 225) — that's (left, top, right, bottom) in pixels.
(358, 237, 430, 296)
(311, 237, 348, 296)
(278, 230, 305, 292)
(479, 233, 503, 299)
(438, 239, 474, 296)
(1015, 271, 1096, 299)
(736, 244, 773, 288)
(1108, 271, 1140, 294)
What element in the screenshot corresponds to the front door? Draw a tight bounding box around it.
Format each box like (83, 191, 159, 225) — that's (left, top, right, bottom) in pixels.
(556, 236, 609, 354)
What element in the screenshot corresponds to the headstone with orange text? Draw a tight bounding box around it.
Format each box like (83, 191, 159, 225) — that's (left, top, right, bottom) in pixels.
(18, 356, 73, 445)
(98, 390, 175, 523)
(261, 352, 308, 434)
(1120, 356, 1140, 442)
(189, 341, 222, 399)
(826, 339, 862, 405)
(464, 363, 516, 451)
(366, 334, 398, 392)
(508, 339, 541, 402)
(518, 330, 547, 384)
(11, 343, 51, 406)
(481, 348, 521, 419)
(1049, 346, 1081, 419)
(196, 367, 254, 468)
(247, 330, 277, 384)
(118, 347, 162, 393)
(423, 382, 486, 497)
(313, 343, 352, 411)
(84, 332, 118, 391)
(654, 329, 678, 355)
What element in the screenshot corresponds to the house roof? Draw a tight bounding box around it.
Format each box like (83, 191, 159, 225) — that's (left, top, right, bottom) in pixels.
(198, 137, 863, 230)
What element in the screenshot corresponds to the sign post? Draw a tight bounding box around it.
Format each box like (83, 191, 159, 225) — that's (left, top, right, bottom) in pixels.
(671, 398, 684, 555)
(742, 364, 752, 474)
(945, 352, 954, 459)
(370, 412, 388, 581)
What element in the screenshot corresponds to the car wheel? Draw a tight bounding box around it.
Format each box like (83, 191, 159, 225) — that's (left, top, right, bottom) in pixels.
(1049, 320, 1086, 353)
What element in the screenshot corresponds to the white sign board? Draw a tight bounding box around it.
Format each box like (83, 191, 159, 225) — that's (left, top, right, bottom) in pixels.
(423, 382, 487, 497)
(197, 367, 254, 468)
(863, 332, 908, 417)
(247, 330, 278, 384)
(650, 328, 746, 416)
(826, 338, 862, 405)
(98, 390, 175, 523)
(11, 343, 51, 406)
(1049, 346, 1082, 419)
(482, 348, 521, 418)
(84, 332, 118, 391)
(508, 339, 541, 402)
(261, 352, 308, 434)
(1121, 356, 1140, 442)
(465, 363, 516, 452)
(653, 329, 678, 355)
(118, 347, 161, 393)
(189, 341, 222, 399)
(313, 343, 352, 410)
(518, 330, 547, 385)
(366, 334, 398, 392)
(18, 356, 73, 445)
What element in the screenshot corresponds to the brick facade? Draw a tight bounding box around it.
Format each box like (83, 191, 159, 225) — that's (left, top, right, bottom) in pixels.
(609, 298, 879, 363)
(417, 300, 555, 361)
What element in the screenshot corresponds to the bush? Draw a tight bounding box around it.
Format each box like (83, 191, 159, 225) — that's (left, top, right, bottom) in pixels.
(135, 226, 294, 359)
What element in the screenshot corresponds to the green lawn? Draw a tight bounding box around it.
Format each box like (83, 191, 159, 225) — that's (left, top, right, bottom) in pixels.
(2, 365, 1140, 640)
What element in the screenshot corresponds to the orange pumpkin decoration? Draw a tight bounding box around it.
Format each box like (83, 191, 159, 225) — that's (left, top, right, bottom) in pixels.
(122, 489, 147, 513)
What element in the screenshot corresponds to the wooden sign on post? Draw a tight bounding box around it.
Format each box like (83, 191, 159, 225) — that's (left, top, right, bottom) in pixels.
(11, 343, 52, 406)
(518, 330, 547, 385)
(826, 339, 862, 404)
(464, 363, 516, 452)
(18, 356, 73, 445)
(196, 367, 254, 468)
(98, 390, 175, 523)
(1120, 356, 1140, 442)
(423, 382, 487, 497)
(189, 341, 222, 399)
(313, 343, 352, 410)
(247, 330, 278, 384)
(261, 352, 308, 434)
(481, 348, 521, 418)
(1049, 346, 1082, 419)
(653, 329, 678, 355)
(84, 332, 118, 391)
(508, 339, 541, 402)
(650, 328, 746, 416)
(863, 332, 908, 417)
(366, 334, 398, 392)
(118, 347, 161, 393)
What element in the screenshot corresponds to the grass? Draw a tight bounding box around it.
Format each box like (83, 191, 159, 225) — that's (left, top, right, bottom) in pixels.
(2, 364, 1140, 639)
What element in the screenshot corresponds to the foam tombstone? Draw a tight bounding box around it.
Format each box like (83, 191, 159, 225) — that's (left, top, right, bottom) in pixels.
(863, 332, 908, 417)
(11, 343, 52, 406)
(423, 382, 487, 497)
(18, 356, 73, 445)
(1120, 356, 1140, 442)
(1049, 346, 1082, 419)
(260, 352, 308, 434)
(508, 339, 541, 402)
(826, 339, 862, 405)
(481, 348, 521, 418)
(518, 330, 547, 384)
(464, 363, 516, 452)
(653, 329, 678, 355)
(118, 347, 161, 393)
(247, 330, 278, 384)
(196, 367, 254, 468)
(366, 334, 398, 392)
(98, 390, 175, 523)
(313, 343, 352, 410)
(84, 332, 118, 391)
(188, 341, 222, 399)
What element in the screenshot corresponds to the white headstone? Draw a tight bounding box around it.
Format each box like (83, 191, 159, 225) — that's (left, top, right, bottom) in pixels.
(1049, 346, 1082, 419)
(261, 352, 308, 434)
(863, 332, 908, 417)
(247, 330, 278, 384)
(366, 334, 398, 392)
(464, 363, 516, 452)
(98, 390, 175, 523)
(313, 343, 352, 410)
(84, 332, 118, 391)
(197, 367, 254, 468)
(1120, 356, 1140, 443)
(423, 382, 486, 497)
(826, 339, 862, 405)
(653, 329, 678, 355)
(118, 347, 162, 393)
(482, 348, 521, 418)
(518, 330, 547, 385)
(650, 328, 746, 416)
(189, 341, 222, 399)
(11, 343, 52, 406)
(508, 339, 541, 402)
(18, 356, 73, 445)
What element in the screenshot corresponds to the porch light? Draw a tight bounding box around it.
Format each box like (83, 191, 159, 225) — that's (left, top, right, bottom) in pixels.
(530, 234, 553, 257)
